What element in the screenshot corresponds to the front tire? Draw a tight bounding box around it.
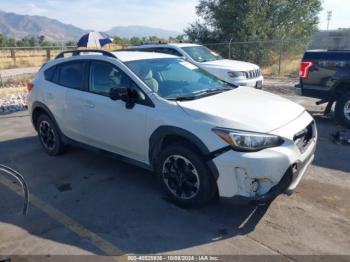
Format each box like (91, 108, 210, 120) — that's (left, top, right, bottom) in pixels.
(156, 143, 217, 207)
(335, 92, 350, 128)
(36, 114, 64, 156)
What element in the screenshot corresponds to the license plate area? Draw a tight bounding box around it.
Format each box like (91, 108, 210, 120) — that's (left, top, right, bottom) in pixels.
(256, 80, 263, 89)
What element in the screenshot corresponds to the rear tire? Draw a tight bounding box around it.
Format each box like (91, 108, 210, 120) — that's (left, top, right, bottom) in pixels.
(36, 114, 64, 156)
(335, 92, 350, 129)
(156, 143, 217, 207)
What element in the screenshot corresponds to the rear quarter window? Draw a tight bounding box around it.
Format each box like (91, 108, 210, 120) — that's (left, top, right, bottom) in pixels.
(56, 61, 88, 90)
(44, 66, 56, 81)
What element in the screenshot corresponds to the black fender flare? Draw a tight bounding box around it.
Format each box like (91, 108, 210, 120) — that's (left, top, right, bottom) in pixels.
(149, 126, 219, 179)
(31, 102, 63, 135)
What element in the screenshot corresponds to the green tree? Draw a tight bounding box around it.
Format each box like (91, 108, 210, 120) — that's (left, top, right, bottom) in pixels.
(186, 0, 322, 43)
(16, 38, 31, 47)
(176, 34, 185, 42)
(38, 35, 45, 46)
(0, 34, 7, 47)
(130, 37, 141, 45)
(186, 0, 321, 67)
(7, 38, 16, 47)
(113, 36, 130, 45)
(65, 40, 76, 47)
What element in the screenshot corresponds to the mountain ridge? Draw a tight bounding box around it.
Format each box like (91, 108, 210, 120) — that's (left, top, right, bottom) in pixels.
(0, 10, 87, 41)
(0, 10, 182, 41)
(106, 25, 181, 39)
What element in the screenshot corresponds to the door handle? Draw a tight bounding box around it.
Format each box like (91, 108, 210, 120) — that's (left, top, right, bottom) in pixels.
(84, 100, 95, 108)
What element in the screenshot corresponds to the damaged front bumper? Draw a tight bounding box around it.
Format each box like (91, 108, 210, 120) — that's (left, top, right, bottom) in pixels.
(252, 151, 314, 204)
(212, 111, 317, 204)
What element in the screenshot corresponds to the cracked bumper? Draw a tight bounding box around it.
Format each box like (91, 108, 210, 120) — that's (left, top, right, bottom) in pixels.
(212, 111, 317, 202)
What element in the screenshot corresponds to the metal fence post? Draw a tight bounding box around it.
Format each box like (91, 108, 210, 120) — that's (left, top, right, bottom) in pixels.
(46, 49, 51, 61)
(10, 49, 16, 65)
(228, 37, 233, 59)
(278, 40, 283, 76)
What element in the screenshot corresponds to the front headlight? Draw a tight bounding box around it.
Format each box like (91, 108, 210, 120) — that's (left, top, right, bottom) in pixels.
(227, 71, 246, 78)
(213, 127, 284, 152)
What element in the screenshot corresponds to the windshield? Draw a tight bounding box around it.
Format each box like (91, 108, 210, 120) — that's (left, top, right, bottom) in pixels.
(181, 46, 222, 62)
(126, 58, 234, 100)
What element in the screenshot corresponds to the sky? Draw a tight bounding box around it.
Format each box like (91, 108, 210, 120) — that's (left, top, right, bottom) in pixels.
(0, 0, 348, 33)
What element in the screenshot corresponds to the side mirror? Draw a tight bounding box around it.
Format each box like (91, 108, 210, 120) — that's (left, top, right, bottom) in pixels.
(109, 87, 128, 101)
(109, 87, 139, 109)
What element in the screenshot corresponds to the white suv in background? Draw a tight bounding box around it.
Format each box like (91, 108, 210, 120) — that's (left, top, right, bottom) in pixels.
(27, 50, 316, 207)
(127, 43, 264, 88)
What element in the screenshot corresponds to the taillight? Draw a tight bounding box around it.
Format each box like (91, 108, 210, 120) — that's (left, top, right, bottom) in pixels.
(300, 61, 313, 79)
(27, 82, 34, 92)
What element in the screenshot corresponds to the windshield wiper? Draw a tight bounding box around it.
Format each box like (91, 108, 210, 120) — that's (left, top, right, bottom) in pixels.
(207, 87, 233, 93)
(167, 96, 197, 101)
(168, 87, 234, 101)
(194, 87, 233, 97)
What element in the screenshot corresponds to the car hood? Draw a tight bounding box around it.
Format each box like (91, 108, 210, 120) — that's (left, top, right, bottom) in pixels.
(201, 59, 259, 71)
(177, 87, 305, 133)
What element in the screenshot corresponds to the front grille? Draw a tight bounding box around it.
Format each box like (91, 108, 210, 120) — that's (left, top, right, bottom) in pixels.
(293, 121, 316, 153)
(244, 69, 261, 79)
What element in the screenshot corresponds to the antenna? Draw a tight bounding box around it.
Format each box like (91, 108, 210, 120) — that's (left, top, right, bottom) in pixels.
(327, 11, 332, 31)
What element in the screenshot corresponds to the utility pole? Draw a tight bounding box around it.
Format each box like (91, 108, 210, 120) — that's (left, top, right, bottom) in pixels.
(327, 11, 332, 31)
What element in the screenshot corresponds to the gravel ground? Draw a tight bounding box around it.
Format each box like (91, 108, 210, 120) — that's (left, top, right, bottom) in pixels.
(0, 93, 28, 114)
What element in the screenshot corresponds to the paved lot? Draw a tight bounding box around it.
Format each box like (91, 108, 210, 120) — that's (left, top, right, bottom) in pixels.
(0, 79, 350, 260)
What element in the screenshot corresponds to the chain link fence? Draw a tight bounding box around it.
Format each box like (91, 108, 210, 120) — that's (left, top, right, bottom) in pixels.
(0, 44, 124, 71)
(1, 36, 346, 79)
(203, 39, 309, 77)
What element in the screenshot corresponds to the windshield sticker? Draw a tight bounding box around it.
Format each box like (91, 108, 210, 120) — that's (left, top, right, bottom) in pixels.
(180, 61, 198, 70)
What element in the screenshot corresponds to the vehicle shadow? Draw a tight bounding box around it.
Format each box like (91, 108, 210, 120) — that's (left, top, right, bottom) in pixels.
(0, 136, 269, 255)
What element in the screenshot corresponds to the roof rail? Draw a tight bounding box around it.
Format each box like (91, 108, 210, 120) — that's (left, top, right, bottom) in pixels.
(327, 49, 350, 52)
(55, 49, 117, 59)
(140, 41, 168, 45)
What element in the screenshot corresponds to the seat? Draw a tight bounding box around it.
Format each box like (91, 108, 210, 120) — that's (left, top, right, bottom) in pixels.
(139, 68, 159, 92)
(91, 64, 120, 94)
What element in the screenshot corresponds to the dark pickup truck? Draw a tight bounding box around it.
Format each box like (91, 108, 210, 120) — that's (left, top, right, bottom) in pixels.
(296, 50, 350, 128)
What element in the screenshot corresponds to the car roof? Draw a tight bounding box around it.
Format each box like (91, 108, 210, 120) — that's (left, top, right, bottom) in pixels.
(128, 43, 202, 49)
(43, 51, 178, 69)
(168, 43, 202, 48)
(112, 51, 177, 62)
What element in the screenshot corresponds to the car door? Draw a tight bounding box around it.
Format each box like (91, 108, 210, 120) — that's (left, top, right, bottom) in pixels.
(51, 60, 90, 142)
(79, 60, 151, 162)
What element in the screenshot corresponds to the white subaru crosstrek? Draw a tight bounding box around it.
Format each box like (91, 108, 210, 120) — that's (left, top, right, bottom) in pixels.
(27, 50, 317, 207)
(127, 43, 264, 88)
